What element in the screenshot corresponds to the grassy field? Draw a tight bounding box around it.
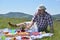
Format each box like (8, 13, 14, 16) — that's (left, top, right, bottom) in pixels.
(0, 18, 60, 40)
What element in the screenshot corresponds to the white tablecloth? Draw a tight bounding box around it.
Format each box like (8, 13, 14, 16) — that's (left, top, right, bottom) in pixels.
(5, 33, 53, 40)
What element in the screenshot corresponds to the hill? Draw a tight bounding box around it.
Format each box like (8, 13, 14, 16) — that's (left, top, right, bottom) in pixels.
(0, 12, 60, 20)
(0, 12, 33, 19)
(53, 14, 60, 20)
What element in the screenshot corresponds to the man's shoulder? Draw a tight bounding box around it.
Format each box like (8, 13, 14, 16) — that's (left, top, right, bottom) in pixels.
(45, 12, 52, 17)
(45, 12, 53, 20)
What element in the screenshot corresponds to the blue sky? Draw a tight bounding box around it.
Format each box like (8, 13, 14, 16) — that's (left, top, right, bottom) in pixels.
(0, 0, 60, 15)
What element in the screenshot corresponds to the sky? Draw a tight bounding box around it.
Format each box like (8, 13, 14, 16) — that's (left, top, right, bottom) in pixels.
(0, 0, 60, 15)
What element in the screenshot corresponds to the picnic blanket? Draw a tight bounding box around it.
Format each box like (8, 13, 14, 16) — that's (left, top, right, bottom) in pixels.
(0, 28, 53, 40)
(4, 33, 53, 40)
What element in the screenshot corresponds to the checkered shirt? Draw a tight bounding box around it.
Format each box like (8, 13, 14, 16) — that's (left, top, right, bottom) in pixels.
(32, 12, 53, 28)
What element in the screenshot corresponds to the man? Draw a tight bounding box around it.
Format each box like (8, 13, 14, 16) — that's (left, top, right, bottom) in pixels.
(26, 5, 54, 33)
(8, 5, 54, 33)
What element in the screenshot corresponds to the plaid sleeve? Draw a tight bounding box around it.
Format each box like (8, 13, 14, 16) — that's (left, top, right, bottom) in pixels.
(32, 15, 37, 22)
(47, 15, 53, 27)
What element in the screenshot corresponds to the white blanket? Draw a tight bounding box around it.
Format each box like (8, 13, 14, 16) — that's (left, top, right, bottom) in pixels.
(5, 33, 53, 40)
(31, 33, 53, 39)
(25, 22, 38, 32)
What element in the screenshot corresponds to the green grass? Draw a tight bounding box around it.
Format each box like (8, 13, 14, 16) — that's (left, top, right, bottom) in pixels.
(0, 18, 60, 40)
(0, 18, 30, 29)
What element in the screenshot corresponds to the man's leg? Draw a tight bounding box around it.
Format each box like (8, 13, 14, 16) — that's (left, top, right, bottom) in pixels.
(38, 27, 43, 32)
(16, 23, 25, 27)
(44, 28, 49, 33)
(8, 22, 26, 27)
(38, 27, 49, 33)
(8, 22, 17, 27)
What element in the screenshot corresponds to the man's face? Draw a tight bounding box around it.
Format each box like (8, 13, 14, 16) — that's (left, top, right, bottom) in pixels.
(38, 9, 45, 14)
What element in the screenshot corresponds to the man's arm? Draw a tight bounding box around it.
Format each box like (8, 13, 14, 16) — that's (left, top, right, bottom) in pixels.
(50, 26, 54, 33)
(26, 14, 37, 29)
(26, 20, 34, 29)
(47, 15, 54, 33)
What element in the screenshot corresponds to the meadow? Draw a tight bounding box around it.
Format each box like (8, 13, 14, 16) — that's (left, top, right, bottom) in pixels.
(0, 18, 60, 40)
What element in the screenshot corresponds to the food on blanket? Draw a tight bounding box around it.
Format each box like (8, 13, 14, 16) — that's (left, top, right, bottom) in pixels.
(17, 31, 20, 33)
(11, 37, 17, 40)
(17, 29, 25, 33)
(4, 33, 11, 37)
(4, 32, 8, 34)
(21, 26, 25, 32)
(21, 30, 25, 32)
(5, 33, 12, 36)
(16, 32, 29, 36)
(4, 33, 16, 37)
(21, 37, 30, 40)
(32, 32, 40, 36)
(16, 25, 29, 36)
